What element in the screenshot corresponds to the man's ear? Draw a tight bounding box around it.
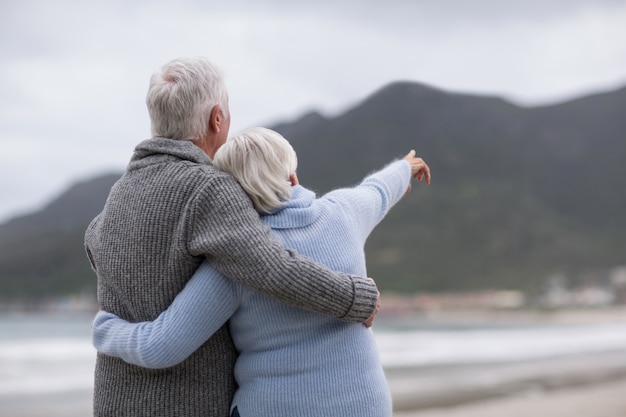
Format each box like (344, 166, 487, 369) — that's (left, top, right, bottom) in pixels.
(209, 104, 223, 133)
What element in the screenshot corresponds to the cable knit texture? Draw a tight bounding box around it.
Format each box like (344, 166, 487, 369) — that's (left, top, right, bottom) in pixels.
(85, 137, 379, 417)
(92, 158, 411, 417)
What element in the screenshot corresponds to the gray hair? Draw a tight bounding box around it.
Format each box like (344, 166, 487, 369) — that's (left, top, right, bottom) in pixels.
(213, 127, 298, 214)
(146, 57, 229, 141)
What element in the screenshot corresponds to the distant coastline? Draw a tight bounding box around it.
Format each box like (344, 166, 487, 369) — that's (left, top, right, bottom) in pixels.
(0, 293, 97, 314)
(3, 291, 626, 321)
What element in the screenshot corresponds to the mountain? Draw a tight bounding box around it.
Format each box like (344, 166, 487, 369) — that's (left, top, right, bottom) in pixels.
(273, 82, 626, 293)
(1, 83, 624, 301)
(0, 173, 120, 299)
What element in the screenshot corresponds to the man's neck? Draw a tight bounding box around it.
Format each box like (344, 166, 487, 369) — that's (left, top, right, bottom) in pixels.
(194, 137, 218, 159)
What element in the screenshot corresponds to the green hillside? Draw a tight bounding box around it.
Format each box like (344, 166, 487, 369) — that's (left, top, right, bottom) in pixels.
(1, 82, 624, 302)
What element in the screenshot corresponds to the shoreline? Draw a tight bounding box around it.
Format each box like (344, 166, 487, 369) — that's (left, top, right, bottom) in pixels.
(3, 351, 626, 417)
(2, 307, 626, 417)
(3, 367, 626, 417)
(387, 349, 626, 413)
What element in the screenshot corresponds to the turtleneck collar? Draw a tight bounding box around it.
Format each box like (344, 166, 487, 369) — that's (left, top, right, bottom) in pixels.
(261, 185, 320, 229)
(128, 137, 213, 171)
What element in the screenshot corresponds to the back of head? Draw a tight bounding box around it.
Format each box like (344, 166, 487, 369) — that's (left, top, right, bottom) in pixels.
(146, 57, 229, 141)
(213, 127, 298, 214)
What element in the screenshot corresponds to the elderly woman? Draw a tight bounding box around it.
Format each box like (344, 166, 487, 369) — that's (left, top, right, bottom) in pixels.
(93, 127, 431, 417)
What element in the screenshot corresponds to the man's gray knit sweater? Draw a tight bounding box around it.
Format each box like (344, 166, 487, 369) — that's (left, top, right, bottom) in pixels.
(84, 137, 379, 417)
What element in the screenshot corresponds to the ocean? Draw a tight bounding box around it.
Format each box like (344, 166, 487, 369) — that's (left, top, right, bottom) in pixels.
(375, 317, 626, 368)
(2, 311, 626, 415)
(0, 313, 94, 397)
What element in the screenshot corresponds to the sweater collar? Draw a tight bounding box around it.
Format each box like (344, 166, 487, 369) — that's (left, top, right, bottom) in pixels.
(128, 137, 212, 170)
(262, 185, 320, 229)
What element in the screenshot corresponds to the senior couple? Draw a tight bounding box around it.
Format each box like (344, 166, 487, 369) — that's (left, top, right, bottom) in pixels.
(86, 57, 431, 417)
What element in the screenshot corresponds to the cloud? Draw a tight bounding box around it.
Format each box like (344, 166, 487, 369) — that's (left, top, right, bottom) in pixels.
(0, 0, 625, 222)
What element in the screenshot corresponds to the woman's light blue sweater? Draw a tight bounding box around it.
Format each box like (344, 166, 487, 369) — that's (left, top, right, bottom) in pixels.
(93, 159, 411, 417)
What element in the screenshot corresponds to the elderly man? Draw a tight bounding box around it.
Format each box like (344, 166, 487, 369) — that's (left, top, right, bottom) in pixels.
(85, 57, 379, 417)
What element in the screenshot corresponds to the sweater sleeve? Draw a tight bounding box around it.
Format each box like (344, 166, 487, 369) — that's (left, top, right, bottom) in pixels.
(185, 173, 379, 322)
(91, 262, 239, 368)
(324, 159, 411, 242)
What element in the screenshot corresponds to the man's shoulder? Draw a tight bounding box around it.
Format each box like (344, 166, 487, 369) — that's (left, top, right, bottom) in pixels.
(184, 163, 242, 191)
(124, 157, 233, 187)
(171, 159, 224, 180)
(160, 162, 250, 205)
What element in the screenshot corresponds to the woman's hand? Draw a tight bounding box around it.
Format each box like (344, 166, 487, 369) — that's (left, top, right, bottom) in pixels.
(403, 150, 431, 194)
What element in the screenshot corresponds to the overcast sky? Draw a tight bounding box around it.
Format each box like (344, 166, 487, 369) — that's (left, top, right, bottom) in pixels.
(1, 0, 625, 224)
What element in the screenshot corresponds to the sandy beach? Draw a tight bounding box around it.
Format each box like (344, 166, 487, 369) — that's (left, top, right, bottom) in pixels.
(394, 377, 626, 417)
(385, 346, 626, 415)
(386, 349, 626, 409)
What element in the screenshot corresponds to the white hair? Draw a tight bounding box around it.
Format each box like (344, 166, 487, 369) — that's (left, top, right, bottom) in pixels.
(213, 127, 298, 214)
(146, 57, 229, 141)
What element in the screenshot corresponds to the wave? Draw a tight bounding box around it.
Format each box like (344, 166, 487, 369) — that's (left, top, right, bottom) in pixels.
(3, 317, 626, 395)
(375, 322, 626, 368)
(0, 338, 95, 395)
